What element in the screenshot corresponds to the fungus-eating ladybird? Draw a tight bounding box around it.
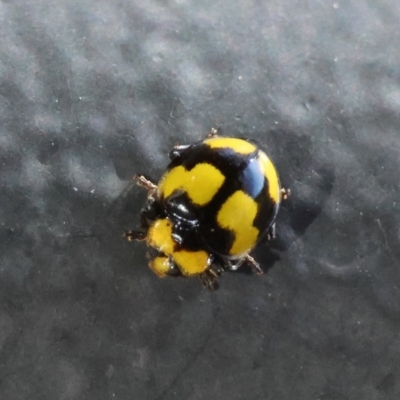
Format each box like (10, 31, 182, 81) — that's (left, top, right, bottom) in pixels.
(125, 129, 289, 290)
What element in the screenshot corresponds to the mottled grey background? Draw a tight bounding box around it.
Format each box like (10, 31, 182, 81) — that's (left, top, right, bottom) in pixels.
(1, 0, 400, 399)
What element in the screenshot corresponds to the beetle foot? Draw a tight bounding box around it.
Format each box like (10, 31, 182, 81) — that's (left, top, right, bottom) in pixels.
(123, 230, 147, 242)
(207, 127, 219, 138)
(280, 187, 291, 201)
(200, 273, 220, 290)
(265, 223, 276, 242)
(208, 262, 224, 277)
(133, 174, 157, 191)
(245, 254, 264, 275)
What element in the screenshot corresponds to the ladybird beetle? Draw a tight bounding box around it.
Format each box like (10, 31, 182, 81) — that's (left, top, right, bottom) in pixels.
(125, 129, 289, 290)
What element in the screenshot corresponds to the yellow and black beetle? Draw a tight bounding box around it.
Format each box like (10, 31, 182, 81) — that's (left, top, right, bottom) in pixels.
(125, 129, 289, 290)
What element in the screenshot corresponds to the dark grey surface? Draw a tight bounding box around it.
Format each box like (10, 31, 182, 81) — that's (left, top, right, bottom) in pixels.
(1, 0, 400, 399)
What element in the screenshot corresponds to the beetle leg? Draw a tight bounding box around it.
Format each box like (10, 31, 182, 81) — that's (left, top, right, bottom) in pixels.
(133, 174, 157, 191)
(200, 272, 219, 291)
(280, 187, 291, 201)
(265, 223, 276, 242)
(208, 262, 225, 277)
(207, 127, 219, 138)
(245, 254, 264, 275)
(198, 257, 223, 290)
(123, 230, 147, 242)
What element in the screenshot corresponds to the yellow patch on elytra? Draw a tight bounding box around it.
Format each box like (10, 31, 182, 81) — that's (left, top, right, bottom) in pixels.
(217, 190, 259, 255)
(149, 256, 170, 277)
(147, 219, 175, 254)
(258, 151, 280, 203)
(173, 250, 210, 276)
(159, 163, 225, 205)
(147, 218, 211, 277)
(204, 137, 256, 154)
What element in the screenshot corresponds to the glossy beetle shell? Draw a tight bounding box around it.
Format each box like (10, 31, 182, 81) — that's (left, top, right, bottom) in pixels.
(125, 134, 286, 289)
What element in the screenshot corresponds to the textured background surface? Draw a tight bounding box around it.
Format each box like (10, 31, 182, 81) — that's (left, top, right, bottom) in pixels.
(1, 1, 400, 399)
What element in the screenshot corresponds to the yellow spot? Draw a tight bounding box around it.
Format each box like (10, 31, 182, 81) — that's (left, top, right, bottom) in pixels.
(159, 163, 225, 205)
(147, 219, 174, 254)
(204, 137, 257, 154)
(217, 191, 259, 255)
(258, 151, 280, 203)
(149, 256, 170, 277)
(146, 218, 211, 277)
(173, 250, 210, 276)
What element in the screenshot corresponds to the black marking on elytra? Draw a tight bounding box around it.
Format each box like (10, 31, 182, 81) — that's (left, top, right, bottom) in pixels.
(168, 144, 192, 162)
(158, 142, 278, 257)
(164, 144, 256, 255)
(253, 187, 279, 239)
